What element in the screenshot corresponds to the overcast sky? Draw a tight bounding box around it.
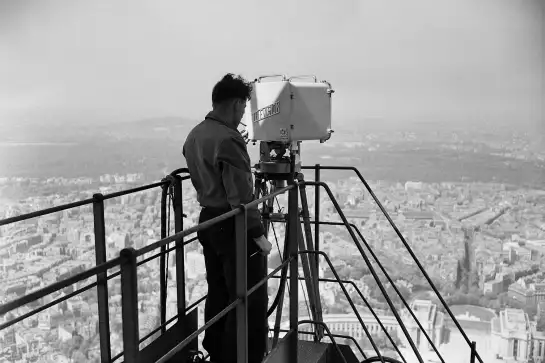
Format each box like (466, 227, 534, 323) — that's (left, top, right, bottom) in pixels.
(0, 0, 543, 131)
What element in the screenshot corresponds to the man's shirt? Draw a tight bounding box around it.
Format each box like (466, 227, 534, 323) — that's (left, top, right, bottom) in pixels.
(182, 111, 265, 239)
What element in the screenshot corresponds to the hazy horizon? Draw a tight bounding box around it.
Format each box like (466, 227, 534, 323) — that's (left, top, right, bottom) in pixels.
(0, 0, 543, 134)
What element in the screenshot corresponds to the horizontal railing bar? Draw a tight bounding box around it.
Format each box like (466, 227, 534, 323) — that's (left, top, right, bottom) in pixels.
(298, 250, 385, 363)
(0, 169, 190, 227)
(154, 256, 294, 363)
(271, 274, 406, 362)
(137, 244, 178, 267)
(248, 256, 294, 296)
(137, 185, 294, 257)
(155, 300, 240, 363)
(186, 295, 207, 313)
(306, 220, 442, 363)
(0, 280, 98, 330)
(139, 315, 178, 347)
(102, 180, 167, 200)
(0, 239, 198, 332)
(169, 168, 190, 177)
(302, 170, 483, 363)
(0, 198, 95, 226)
(141, 295, 206, 345)
(111, 294, 207, 363)
(0, 257, 121, 316)
(137, 210, 238, 256)
(108, 270, 121, 280)
(111, 351, 122, 363)
(183, 235, 198, 246)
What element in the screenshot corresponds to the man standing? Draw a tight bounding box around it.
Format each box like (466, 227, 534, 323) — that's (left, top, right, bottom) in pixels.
(183, 73, 272, 363)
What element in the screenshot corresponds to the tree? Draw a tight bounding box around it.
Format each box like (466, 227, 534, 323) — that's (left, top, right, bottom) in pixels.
(537, 316, 545, 332)
(525, 305, 538, 320)
(455, 261, 462, 289)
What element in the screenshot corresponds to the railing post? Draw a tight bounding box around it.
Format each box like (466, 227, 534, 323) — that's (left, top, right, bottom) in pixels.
(470, 341, 476, 363)
(92, 193, 111, 363)
(314, 164, 320, 272)
(235, 207, 248, 363)
(121, 248, 140, 363)
(173, 175, 186, 317)
(160, 182, 168, 335)
(288, 183, 299, 363)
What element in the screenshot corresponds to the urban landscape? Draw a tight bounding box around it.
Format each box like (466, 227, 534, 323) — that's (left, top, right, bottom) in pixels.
(0, 1, 542, 361)
(0, 162, 544, 362)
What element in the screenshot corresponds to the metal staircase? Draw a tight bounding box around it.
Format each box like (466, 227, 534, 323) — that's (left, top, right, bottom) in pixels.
(0, 165, 484, 363)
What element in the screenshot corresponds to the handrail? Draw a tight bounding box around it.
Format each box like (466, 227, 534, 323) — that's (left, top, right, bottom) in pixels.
(0, 168, 192, 363)
(272, 275, 406, 363)
(0, 171, 191, 226)
(297, 250, 385, 363)
(0, 164, 483, 363)
(0, 169, 293, 363)
(110, 294, 208, 363)
(306, 181, 424, 363)
(151, 250, 379, 363)
(311, 220, 445, 363)
(0, 257, 121, 315)
(153, 256, 295, 363)
(137, 184, 294, 257)
(302, 165, 484, 363)
(0, 197, 95, 226)
(0, 238, 199, 321)
(0, 281, 98, 331)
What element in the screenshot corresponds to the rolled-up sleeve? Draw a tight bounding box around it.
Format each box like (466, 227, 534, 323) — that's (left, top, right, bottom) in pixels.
(217, 136, 265, 239)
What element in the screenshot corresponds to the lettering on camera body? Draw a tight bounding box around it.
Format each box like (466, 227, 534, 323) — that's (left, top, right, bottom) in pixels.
(252, 101, 280, 123)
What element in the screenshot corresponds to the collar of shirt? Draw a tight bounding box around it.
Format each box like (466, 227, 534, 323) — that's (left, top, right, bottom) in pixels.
(205, 111, 238, 131)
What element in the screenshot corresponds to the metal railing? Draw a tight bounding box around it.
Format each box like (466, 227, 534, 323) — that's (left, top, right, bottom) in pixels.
(131, 182, 298, 363)
(0, 169, 191, 363)
(0, 172, 300, 363)
(303, 165, 483, 363)
(0, 164, 483, 363)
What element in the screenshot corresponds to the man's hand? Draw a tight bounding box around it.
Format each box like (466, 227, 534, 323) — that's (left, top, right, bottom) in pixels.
(253, 235, 272, 256)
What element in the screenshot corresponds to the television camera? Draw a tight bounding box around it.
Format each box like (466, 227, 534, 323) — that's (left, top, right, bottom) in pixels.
(242, 74, 334, 186)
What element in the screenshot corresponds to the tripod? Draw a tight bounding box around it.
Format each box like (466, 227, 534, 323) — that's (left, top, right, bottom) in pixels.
(252, 144, 325, 350)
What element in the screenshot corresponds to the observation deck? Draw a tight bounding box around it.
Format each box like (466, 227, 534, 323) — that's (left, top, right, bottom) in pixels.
(0, 165, 484, 363)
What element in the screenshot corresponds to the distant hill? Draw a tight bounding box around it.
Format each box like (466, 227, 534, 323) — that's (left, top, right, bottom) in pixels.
(0, 116, 543, 189)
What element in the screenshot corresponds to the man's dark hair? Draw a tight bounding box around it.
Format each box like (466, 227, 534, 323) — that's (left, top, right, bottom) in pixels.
(212, 73, 253, 106)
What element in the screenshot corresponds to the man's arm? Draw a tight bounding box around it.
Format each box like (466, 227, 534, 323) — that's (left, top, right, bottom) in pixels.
(217, 136, 265, 239)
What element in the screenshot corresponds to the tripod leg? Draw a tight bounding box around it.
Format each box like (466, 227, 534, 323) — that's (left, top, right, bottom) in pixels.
(296, 212, 322, 342)
(271, 223, 290, 349)
(255, 175, 275, 353)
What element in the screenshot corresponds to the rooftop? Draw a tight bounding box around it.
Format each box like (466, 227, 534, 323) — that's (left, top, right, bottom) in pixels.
(410, 299, 436, 323)
(501, 308, 528, 332)
(449, 305, 496, 322)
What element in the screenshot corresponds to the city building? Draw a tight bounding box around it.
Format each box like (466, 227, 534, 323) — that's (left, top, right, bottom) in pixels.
(491, 308, 545, 362)
(508, 280, 545, 307)
(403, 300, 445, 351)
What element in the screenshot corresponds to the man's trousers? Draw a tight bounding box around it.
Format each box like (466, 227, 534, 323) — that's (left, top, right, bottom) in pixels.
(197, 207, 268, 363)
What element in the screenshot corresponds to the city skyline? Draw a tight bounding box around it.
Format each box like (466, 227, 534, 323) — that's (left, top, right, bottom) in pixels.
(0, 0, 544, 362)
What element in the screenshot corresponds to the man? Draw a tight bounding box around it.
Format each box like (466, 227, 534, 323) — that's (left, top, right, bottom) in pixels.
(183, 73, 273, 363)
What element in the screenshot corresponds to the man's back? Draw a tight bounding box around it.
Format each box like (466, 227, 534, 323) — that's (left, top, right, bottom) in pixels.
(183, 114, 251, 209)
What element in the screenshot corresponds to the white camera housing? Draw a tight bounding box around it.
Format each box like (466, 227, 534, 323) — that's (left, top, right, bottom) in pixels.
(243, 75, 334, 143)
